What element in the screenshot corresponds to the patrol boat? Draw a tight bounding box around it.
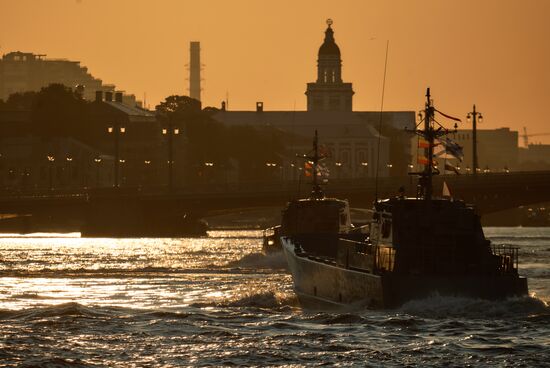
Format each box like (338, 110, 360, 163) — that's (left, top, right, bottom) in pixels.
(262, 132, 368, 254)
(282, 89, 528, 309)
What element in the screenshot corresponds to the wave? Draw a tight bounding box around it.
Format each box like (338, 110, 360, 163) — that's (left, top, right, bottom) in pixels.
(399, 294, 550, 319)
(190, 290, 298, 310)
(0, 302, 118, 320)
(488, 236, 550, 242)
(225, 252, 289, 270)
(0, 266, 277, 278)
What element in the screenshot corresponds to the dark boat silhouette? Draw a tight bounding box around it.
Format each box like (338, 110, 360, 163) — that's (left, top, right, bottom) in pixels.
(281, 89, 528, 309)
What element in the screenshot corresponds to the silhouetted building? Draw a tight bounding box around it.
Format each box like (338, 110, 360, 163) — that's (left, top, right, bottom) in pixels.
(214, 105, 414, 179)
(519, 144, 550, 170)
(305, 19, 354, 112)
(213, 20, 414, 179)
(0, 136, 113, 190)
(88, 93, 163, 187)
(189, 42, 201, 102)
(417, 128, 519, 174)
(0, 52, 138, 106)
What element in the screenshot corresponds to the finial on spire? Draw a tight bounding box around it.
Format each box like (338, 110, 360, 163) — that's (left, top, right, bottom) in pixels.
(326, 18, 333, 27)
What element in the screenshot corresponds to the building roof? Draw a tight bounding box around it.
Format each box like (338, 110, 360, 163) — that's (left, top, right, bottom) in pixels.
(103, 101, 156, 122)
(212, 110, 414, 142)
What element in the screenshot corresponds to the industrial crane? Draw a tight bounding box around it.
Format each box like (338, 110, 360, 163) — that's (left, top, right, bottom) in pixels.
(521, 127, 550, 147)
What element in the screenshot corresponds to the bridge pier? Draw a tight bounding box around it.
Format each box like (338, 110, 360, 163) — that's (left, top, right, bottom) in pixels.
(81, 197, 207, 237)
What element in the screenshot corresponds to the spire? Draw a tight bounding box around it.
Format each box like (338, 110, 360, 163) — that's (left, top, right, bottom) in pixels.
(306, 18, 354, 111)
(319, 18, 340, 57)
(325, 18, 334, 41)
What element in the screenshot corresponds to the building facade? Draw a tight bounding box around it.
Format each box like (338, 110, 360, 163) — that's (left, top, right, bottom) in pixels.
(213, 20, 414, 179)
(0, 52, 138, 106)
(412, 128, 520, 174)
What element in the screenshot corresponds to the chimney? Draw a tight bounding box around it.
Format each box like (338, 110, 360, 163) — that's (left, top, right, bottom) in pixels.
(115, 92, 123, 103)
(221, 101, 226, 111)
(105, 91, 113, 102)
(189, 42, 201, 101)
(256, 101, 263, 112)
(95, 90, 103, 102)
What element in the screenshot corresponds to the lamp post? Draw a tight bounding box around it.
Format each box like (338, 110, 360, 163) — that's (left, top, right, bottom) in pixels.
(361, 162, 369, 178)
(94, 157, 102, 187)
(107, 124, 125, 187)
(162, 123, 180, 191)
(47, 155, 55, 190)
(335, 161, 342, 179)
(119, 159, 126, 186)
(66, 156, 73, 188)
(467, 105, 483, 176)
(144, 160, 151, 187)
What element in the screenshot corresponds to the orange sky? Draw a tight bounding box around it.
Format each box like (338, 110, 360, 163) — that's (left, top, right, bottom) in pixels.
(1, 0, 549, 144)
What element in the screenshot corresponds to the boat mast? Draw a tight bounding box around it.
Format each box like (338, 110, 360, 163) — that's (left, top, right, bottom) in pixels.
(310, 130, 324, 199)
(424, 88, 434, 201)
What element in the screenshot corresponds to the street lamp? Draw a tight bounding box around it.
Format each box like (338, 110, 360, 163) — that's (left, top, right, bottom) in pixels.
(162, 123, 180, 191)
(466, 105, 483, 176)
(47, 155, 55, 190)
(119, 159, 126, 186)
(335, 161, 342, 179)
(94, 157, 102, 187)
(361, 162, 369, 178)
(66, 156, 73, 187)
(107, 123, 126, 187)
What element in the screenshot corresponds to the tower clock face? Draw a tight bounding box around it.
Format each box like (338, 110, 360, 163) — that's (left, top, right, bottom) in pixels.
(326, 19, 333, 26)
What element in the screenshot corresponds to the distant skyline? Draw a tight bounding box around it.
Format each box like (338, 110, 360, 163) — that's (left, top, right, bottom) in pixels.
(1, 0, 549, 144)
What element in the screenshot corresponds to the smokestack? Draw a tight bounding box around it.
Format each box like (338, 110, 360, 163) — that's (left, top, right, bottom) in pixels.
(256, 102, 264, 112)
(95, 91, 103, 102)
(115, 92, 123, 103)
(105, 91, 113, 102)
(189, 41, 201, 101)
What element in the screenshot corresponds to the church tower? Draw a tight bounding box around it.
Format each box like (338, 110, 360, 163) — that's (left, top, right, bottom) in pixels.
(306, 19, 354, 111)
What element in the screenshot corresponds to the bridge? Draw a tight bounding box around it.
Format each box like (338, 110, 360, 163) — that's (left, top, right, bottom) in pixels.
(0, 170, 549, 235)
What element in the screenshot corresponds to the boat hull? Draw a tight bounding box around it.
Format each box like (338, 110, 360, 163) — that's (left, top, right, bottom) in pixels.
(282, 237, 528, 309)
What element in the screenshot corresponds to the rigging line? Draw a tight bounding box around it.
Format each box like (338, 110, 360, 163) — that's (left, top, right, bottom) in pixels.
(374, 40, 390, 202)
(290, 100, 299, 200)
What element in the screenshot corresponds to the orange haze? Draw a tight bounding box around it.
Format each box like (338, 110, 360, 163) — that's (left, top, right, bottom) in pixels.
(1, 0, 549, 144)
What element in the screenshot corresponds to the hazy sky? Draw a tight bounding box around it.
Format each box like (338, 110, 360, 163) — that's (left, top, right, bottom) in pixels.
(1, 0, 549, 144)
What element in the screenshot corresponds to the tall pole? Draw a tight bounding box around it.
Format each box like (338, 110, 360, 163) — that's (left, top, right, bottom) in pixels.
(114, 125, 119, 187)
(168, 120, 174, 191)
(467, 105, 482, 176)
(472, 104, 478, 176)
(424, 88, 433, 201)
(109, 123, 125, 188)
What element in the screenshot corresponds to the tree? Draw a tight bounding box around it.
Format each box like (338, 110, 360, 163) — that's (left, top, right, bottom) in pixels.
(30, 83, 88, 138)
(155, 95, 201, 120)
(0, 91, 37, 111)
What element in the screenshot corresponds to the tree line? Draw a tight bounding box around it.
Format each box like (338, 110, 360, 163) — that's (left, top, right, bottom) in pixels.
(0, 84, 287, 182)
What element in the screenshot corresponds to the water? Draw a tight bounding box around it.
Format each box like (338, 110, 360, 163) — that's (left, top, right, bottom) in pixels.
(0, 228, 548, 367)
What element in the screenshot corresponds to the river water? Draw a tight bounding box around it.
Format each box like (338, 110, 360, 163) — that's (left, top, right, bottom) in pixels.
(0, 228, 548, 367)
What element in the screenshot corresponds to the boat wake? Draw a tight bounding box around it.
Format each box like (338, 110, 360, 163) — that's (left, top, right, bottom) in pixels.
(399, 294, 550, 319)
(225, 252, 288, 270)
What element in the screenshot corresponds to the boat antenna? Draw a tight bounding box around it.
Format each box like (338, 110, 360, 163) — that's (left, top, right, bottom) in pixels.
(310, 130, 323, 199)
(406, 88, 458, 201)
(296, 130, 325, 199)
(374, 40, 390, 202)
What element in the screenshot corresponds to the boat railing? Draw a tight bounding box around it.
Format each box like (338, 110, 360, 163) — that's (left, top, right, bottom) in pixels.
(491, 244, 520, 273)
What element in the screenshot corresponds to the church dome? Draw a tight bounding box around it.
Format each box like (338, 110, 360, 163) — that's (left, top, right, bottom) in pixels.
(318, 22, 340, 57)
